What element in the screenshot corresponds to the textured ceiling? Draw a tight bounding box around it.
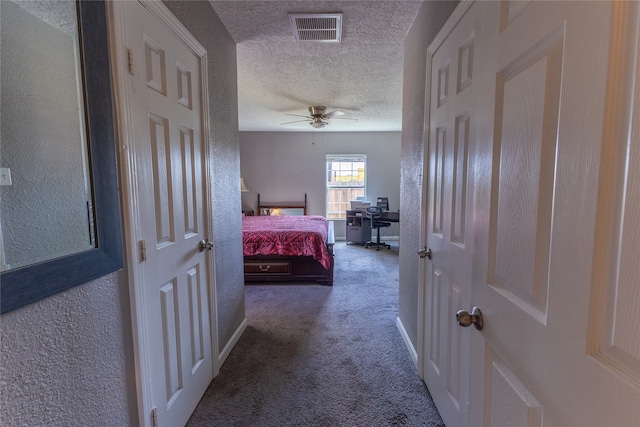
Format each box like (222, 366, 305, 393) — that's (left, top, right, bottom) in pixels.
(208, 1, 424, 132)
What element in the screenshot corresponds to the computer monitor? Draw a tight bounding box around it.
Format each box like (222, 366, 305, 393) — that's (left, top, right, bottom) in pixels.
(376, 197, 389, 211)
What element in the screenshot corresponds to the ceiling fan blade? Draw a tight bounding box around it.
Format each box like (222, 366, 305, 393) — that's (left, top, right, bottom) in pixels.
(324, 110, 346, 119)
(333, 117, 358, 121)
(280, 119, 310, 125)
(284, 113, 312, 119)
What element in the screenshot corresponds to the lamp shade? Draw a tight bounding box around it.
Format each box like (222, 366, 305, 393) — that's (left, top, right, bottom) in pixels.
(240, 177, 249, 192)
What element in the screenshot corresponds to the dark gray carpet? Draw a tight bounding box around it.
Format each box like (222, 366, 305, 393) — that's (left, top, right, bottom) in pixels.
(187, 241, 444, 427)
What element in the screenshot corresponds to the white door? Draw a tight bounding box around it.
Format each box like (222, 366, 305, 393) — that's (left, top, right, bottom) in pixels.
(111, 2, 215, 426)
(421, 3, 483, 425)
(422, 1, 640, 426)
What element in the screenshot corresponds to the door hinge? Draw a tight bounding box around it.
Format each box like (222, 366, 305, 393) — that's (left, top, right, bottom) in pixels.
(151, 407, 158, 427)
(139, 239, 147, 262)
(127, 48, 135, 75)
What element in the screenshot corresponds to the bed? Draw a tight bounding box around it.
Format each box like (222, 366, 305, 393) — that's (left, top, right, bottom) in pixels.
(242, 194, 335, 285)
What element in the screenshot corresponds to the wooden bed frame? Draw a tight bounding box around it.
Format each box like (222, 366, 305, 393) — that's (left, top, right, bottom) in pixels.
(243, 194, 335, 285)
(256, 193, 307, 216)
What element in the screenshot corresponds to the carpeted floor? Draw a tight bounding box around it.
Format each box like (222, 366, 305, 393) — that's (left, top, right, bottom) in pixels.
(186, 241, 444, 427)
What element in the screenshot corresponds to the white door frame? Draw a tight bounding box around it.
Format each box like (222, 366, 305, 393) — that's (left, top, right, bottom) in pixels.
(416, 0, 473, 385)
(107, 2, 219, 425)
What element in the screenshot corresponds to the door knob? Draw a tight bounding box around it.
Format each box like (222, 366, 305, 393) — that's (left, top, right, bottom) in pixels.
(418, 247, 432, 259)
(456, 307, 483, 331)
(198, 239, 213, 252)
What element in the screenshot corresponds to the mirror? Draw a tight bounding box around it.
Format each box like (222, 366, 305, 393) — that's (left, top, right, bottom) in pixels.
(1, 0, 94, 270)
(0, 0, 123, 314)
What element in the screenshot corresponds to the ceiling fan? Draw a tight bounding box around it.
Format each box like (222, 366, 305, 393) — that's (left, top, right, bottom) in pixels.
(281, 106, 357, 128)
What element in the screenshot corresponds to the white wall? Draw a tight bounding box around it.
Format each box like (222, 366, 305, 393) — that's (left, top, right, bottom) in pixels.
(0, 272, 137, 426)
(240, 131, 401, 239)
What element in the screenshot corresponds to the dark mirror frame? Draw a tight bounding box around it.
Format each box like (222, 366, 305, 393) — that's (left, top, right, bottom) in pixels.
(1, 0, 123, 314)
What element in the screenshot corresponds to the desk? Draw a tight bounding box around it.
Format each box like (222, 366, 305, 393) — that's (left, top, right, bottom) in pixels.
(346, 210, 370, 244)
(345, 210, 400, 244)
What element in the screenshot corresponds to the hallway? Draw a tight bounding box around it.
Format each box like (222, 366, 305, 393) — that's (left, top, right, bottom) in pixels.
(187, 242, 443, 426)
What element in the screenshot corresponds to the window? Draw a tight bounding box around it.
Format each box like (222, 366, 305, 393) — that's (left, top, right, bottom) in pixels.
(326, 155, 366, 219)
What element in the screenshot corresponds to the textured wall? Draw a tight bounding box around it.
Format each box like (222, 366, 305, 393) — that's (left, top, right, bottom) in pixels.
(163, 1, 246, 351)
(239, 131, 401, 239)
(398, 1, 459, 349)
(0, 272, 137, 426)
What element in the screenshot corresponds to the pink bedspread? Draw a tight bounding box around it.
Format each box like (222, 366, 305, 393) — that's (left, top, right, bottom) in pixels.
(242, 215, 331, 269)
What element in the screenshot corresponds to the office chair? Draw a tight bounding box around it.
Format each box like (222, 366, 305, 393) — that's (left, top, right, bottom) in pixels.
(365, 206, 391, 251)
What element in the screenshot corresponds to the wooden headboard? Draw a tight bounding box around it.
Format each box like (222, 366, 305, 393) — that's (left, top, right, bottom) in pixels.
(257, 193, 307, 216)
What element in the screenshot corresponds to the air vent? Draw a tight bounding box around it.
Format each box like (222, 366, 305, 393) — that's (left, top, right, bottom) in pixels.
(289, 13, 342, 43)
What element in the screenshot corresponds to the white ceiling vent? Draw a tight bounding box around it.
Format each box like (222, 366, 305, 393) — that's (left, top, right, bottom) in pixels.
(289, 13, 342, 43)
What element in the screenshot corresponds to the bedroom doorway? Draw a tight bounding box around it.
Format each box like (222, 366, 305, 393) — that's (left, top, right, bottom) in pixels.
(109, 1, 218, 426)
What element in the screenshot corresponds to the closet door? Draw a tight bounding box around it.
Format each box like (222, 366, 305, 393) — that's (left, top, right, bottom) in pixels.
(111, 1, 216, 425)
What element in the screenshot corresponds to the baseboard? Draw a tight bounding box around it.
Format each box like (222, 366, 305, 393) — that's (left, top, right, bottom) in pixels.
(217, 317, 247, 369)
(396, 316, 418, 369)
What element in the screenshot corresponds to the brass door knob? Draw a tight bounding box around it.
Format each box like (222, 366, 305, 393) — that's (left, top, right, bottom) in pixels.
(418, 247, 432, 259)
(198, 239, 213, 251)
(456, 307, 483, 331)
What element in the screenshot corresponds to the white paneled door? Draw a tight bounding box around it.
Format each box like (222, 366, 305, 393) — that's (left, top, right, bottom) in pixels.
(111, 1, 214, 426)
(422, 3, 481, 424)
(422, 1, 640, 426)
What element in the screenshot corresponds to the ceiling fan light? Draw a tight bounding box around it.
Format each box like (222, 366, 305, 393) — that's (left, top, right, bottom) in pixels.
(311, 121, 325, 129)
